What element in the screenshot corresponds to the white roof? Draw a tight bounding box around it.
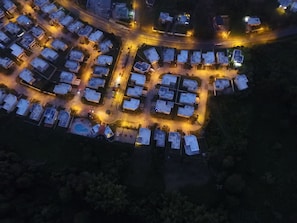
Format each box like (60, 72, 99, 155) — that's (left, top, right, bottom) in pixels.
(31, 57, 49, 72)
(19, 69, 35, 84)
(16, 99, 30, 116)
(3, 0, 16, 12)
(154, 129, 166, 147)
(41, 48, 58, 61)
(3, 94, 17, 112)
(84, 88, 101, 103)
(69, 50, 84, 62)
(136, 128, 151, 145)
(93, 66, 109, 76)
(158, 86, 174, 100)
(0, 57, 14, 69)
(96, 55, 113, 66)
(232, 49, 244, 64)
(184, 135, 199, 155)
(51, 39, 68, 51)
(78, 25, 93, 37)
(5, 22, 21, 35)
(163, 48, 175, 63)
(177, 50, 188, 63)
(177, 105, 194, 118)
(191, 51, 201, 65)
(53, 83, 72, 95)
(17, 15, 32, 26)
(30, 103, 44, 121)
(216, 51, 229, 64)
(182, 79, 198, 92)
(161, 74, 177, 86)
(50, 9, 65, 21)
(155, 99, 174, 114)
(202, 51, 215, 65)
(10, 43, 24, 58)
(144, 47, 160, 64)
(60, 15, 74, 27)
(99, 39, 113, 53)
(87, 77, 106, 89)
(89, 30, 104, 43)
(34, 0, 49, 7)
(41, 3, 57, 14)
(65, 60, 80, 73)
(234, 74, 248, 90)
(179, 92, 196, 104)
(159, 12, 173, 23)
(247, 17, 261, 26)
(130, 72, 146, 86)
(67, 20, 84, 33)
(60, 71, 75, 84)
(168, 132, 181, 150)
(0, 31, 10, 43)
(43, 107, 58, 125)
(126, 85, 143, 97)
(20, 33, 35, 49)
(215, 79, 230, 90)
(123, 98, 140, 111)
(31, 26, 45, 39)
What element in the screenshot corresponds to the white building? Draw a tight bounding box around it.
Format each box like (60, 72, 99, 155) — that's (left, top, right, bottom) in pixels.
(0, 57, 14, 69)
(3, 0, 16, 14)
(65, 60, 80, 73)
(78, 25, 93, 37)
(69, 50, 84, 62)
(0, 31, 10, 43)
(43, 107, 58, 126)
(88, 30, 104, 44)
(93, 66, 109, 77)
(184, 135, 200, 155)
(16, 99, 30, 116)
(5, 22, 21, 36)
(161, 74, 177, 86)
(31, 57, 49, 72)
(135, 128, 151, 146)
(59, 15, 74, 27)
(202, 51, 215, 65)
(20, 33, 36, 49)
(126, 85, 143, 98)
(50, 9, 66, 23)
(84, 88, 101, 103)
(51, 39, 68, 51)
(87, 77, 106, 89)
(130, 72, 146, 86)
(41, 3, 58, 14)
(2, 94, 17, 112)
(231, 49, 244, 67)
(214, 78, 231, 91)
(57, 110, 71, 128)
(41, 48, 59, 61)
(67, 20, 84, 33)
(179, 92, 196, 105)
(177, 50, 188, 64)
(19, 69, 36, 84)
(177, 105, 194, 118)
(31, 26, 45, 40)
(158, 86, 174, 100)
(59, 71, 75, 84)
(123, 98, 140, 111)
(190, 51, 202, 65)
(159, 12, 173, 24)
(216, 51, 229, 65)
(154, 129, 166, 147)
(163, 48, 175, 63)
(96, 55, 113, 66)
(133, 61, 151, 74)
(168, 132, 181, 150)
(99, 39, 113, 53)
(234, 74, 248, 91)
(155, 99, 174, 115)
(17, 15, 33, 28)
(182, 79, 198, 92)
(53, 83, 72, 95)
(29, 103, 44, 121)
(10, 43, 25, 58)
(144, 47, 160, 65)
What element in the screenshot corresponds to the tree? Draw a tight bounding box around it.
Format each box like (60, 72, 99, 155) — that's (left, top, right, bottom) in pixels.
(224, 174, 245, 194)
(85, 173, 128, 214)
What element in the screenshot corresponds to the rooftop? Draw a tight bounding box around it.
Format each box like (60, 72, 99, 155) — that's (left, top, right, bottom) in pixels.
(130, 72, 146, 86)
(144, 47, 160, 64)
(96, 55, 113, 66)
(202, 51, 215, 65)
(17, 15, 33, 27)
(216, 51, 229, 65)
(69, 50, 84, 62)
(60, 71, 75, 84)
(5, 22, 21, 35)
(31, 57, 49, 72)
(57, 110, 71, 128)
(3, 94, 17, 112)
(136, 128, 151, 146)
(234, 74, 248, 90)
(126, 85, 143, 98)
(84, 88, 101, 103)
(67, 20, 84, 33)
(161, 74, 177, 86)
(88, 30, 104, 43)
(168, 132, 181, 150)
(155, 99, 174, 115)
(214, 78, 231, 91)
(177, 50, 188, 63)
(179, 92, 196, 104)
(43, 107, 58, 125)
(0, 31, 10, 43)
(50, 9, 66, 21)
(158, 86, 174, 100)
(53, 83, 72, 95)
(29, 103, 44, 121)
(20, 33, 35, 49)
(16, 99, 30, 116)
(133, 61, 151, 74)
(184, 135, 199, 155)
(154, 129, 166, 147)
(31, 26, 45, 39)
(51, 39, 68, 51)
(87, 77, 106, 89)
(177, 105, 194, 118)
(99, 39, 113, 53)
(34, 0, 49, 7)
(65, 60, 80, 73)
(41, 3, 58, 14)
(10, 43, 24, 58)
(19, 69, 35, 84)
(159, 12, 173, 23)
(78, 25, 93, 37)
(191, 51, 201, 65)
(163, 48, 175, 63)
(182, 79, 198, 92)
(41, 48, 59, 61)
(123, 98, 140, 111)
(0, 57, 14, 69)
(60, 15, 74, 27)
(93, 66, 109, 77)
